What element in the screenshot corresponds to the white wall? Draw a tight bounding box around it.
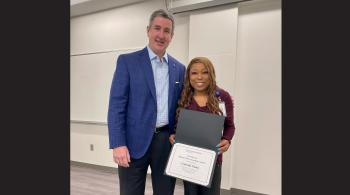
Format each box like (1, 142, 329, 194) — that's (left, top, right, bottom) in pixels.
(232, 0, 281, 194)
(70, 0, 189, 62)
(70, 123, 116, 167)
(187, 4, 239, 190)
(70, 0, 281, 194)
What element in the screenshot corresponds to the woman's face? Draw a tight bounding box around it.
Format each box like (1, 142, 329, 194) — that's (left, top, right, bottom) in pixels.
(189, 62, 210, 94)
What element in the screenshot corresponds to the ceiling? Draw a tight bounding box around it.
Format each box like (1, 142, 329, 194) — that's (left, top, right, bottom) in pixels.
(70, 0, 148, 17)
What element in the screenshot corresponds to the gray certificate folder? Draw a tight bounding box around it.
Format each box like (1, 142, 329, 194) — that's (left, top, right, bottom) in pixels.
(165, 108, 225, 187)
(175, 108, 225, 151)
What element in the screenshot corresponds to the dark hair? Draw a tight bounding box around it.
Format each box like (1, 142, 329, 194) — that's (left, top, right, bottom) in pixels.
(148, 9, 175, 35)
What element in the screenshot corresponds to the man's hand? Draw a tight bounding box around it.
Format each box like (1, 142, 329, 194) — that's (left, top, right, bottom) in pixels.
(113, 146, 131, 167)
(169, 134, 176, 145)
(216, 139, 231, 154)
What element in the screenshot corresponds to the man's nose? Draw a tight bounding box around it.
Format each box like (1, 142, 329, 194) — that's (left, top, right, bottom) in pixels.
(158, 30, 165, 38)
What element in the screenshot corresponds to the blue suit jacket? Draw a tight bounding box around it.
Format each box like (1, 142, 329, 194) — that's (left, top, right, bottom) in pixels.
(108, 47, 185, 159)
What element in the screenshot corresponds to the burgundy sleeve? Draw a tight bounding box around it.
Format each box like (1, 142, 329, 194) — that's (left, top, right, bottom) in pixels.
(221, 90, 235, 142)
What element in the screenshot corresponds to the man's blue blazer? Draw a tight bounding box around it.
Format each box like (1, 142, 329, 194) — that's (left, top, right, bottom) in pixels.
(108, 47, 185, 159)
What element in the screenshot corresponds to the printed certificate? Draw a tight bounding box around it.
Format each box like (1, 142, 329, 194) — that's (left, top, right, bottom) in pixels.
(165, 143, 217, 187)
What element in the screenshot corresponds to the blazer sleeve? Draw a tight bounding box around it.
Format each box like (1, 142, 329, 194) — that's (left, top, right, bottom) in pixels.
(107, 55, 129, 149)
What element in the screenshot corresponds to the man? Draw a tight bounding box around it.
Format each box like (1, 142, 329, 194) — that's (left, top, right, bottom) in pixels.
(107, 9, 186, 195)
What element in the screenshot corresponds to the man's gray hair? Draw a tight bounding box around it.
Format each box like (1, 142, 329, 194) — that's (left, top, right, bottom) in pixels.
(148, 9, 175, 34)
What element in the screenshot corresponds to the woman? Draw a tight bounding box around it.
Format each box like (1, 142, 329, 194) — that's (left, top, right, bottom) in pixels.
(169, 57, 235, 195)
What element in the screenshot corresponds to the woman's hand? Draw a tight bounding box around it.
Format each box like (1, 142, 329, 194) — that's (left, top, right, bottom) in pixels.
(216, 139, 231, 154)
(169, 134, 176, 145)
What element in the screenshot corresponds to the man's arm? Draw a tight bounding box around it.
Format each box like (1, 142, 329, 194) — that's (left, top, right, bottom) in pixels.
(107, 55, 131, 167)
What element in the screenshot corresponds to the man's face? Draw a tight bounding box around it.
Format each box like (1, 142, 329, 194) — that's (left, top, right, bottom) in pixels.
(147, 16, 173, 57)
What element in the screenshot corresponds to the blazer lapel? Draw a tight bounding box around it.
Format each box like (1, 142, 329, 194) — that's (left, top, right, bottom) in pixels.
(168, 57, 176, 111)
(139, 48, 156, 101)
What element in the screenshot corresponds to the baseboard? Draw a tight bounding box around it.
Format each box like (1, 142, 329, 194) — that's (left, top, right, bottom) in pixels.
(70, 160, 182, 184)
(220, 189, 232, 195)
(70, 161, 117, 173)
(229, 188, 268, 195)
(71, 161, 268, 195)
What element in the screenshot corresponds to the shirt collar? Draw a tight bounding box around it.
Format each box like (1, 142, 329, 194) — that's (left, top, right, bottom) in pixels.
(147, 45, 169, 64)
